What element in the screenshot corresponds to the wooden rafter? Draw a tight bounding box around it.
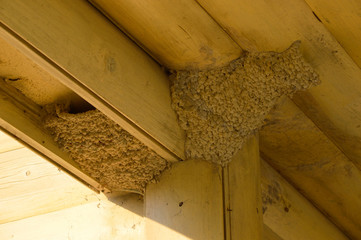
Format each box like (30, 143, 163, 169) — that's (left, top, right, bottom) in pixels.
(261, 97, 361, 238)
(261, 160, 348, 240)
(304, 0, 361, 69)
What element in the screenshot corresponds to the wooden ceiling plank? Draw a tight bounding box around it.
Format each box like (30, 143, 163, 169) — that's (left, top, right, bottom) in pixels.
(260, 97, 361, 238)
(195, 0, 361, 171)
(0, 147, 102, 224)
(304, 0, 361, 68)
(0, 194, 144, 240)
(0, 131, 23, 154)
(261, 159, 348, 240)
(0, 0, 184, 162)
(89, 0, 241, 70)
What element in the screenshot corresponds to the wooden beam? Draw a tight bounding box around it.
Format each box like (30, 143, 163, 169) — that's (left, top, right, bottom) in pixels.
(223, 135, 262, 240)
(145, 159, 224, 240)
(0, 147, 102, 224)
(304, 0, 361, 68)
(0, 79, 106, 192)
(261, 159, 348, 240)
(260, 97, 361, 238)
(195, 0, 361, 172)
(89, 0, 241, 70)
(0, 0, 184, 162)
(0, 194, 145, 240)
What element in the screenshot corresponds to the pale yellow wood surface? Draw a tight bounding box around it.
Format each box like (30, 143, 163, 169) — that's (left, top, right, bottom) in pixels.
(0, 0, 184, 162)
(196, 0, 361, 172)
(145, 159, 223, 240)
(260, 97, 361, 238)
(261, 160, 348, 240)
(90, 0, 241, 70)
(224, 135, 262, 240)
(0, 194, 145, 240)
(0, 148, 101, 224)
(0, 131, 23, 153)
(304, 0, 361, 67)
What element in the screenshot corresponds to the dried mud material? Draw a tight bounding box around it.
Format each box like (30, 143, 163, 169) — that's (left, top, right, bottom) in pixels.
(43, 105, 168, 194)
(171, 41, 320, 165)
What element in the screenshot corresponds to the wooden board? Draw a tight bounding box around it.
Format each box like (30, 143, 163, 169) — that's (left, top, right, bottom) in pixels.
(304, 0, 361, 68)
(0, 194, 145, 240)
(0, 147, 102, 224)
(260, 97, 361, 238)
(0, 0, 184, 162)
(261, 160, 348, 240)
(224, 135, 262, 240)
(196, 0, 361, 172)
(89, 0, 241, 69)
(145, 159, 224, 240)
(0, 131, 23, 153)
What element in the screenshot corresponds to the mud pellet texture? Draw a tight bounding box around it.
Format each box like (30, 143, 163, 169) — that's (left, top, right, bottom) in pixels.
(171, 41, 320, 165)
(44, 107, 168, 193)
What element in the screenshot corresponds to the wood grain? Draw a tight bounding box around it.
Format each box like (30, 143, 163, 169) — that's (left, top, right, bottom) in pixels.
(0, 148, 101, 224)
(260, 97, 361, 238)
(0, 194, 145, 240)
(261, 159, 348, 240)
(89, 0, 241, 70)
(0, 131, 23, 153)
(145, 159, 223, 240)
(304, 0, 361, 68)
(224, 134, 262, 240)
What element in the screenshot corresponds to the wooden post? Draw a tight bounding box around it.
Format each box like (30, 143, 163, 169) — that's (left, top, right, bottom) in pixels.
(223, 134, 263, 240)
(145, 159, 224, 240)
(145, 135, 262, 240)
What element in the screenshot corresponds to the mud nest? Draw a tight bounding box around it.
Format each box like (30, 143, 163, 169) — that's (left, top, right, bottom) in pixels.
(43, 106, 168, 193)
(171, 41, 320, 165)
